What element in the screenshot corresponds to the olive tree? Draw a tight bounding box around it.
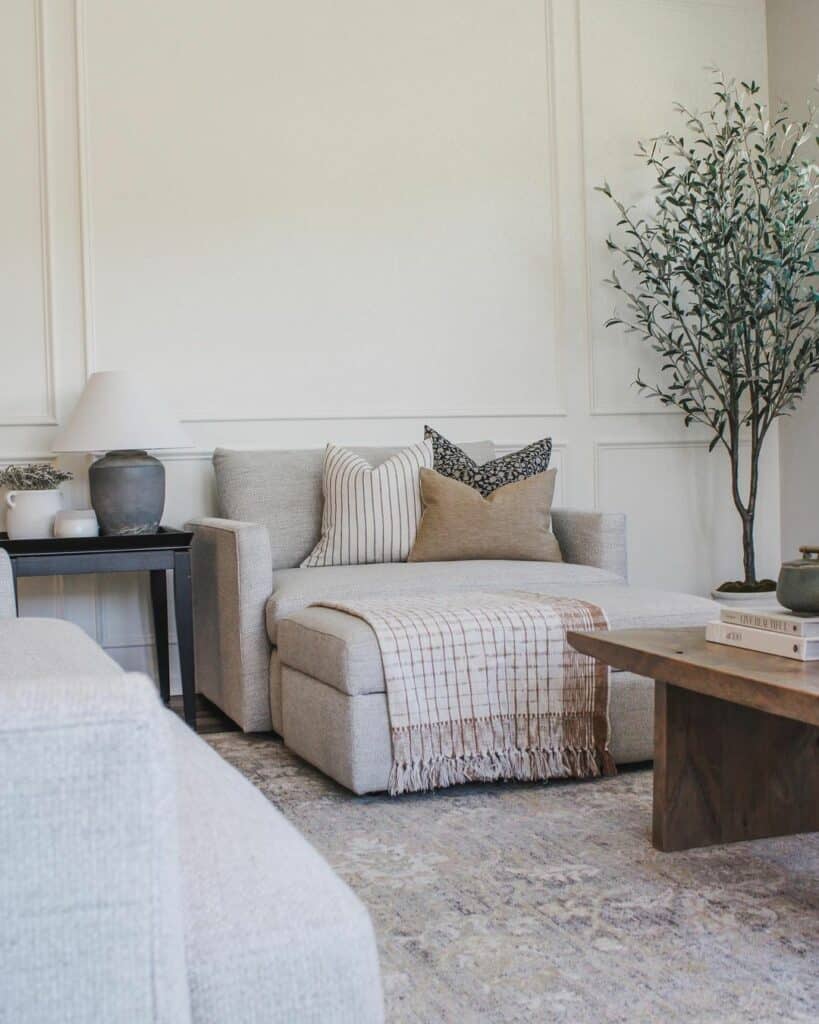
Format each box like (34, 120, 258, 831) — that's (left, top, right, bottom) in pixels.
(599, 73, 819, 591)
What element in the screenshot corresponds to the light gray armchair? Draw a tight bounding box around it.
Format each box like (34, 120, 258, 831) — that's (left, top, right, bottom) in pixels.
(189, 446, 630, 734)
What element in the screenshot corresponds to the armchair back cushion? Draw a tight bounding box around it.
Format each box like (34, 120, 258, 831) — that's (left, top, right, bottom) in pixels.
(214, 443, 495, 570)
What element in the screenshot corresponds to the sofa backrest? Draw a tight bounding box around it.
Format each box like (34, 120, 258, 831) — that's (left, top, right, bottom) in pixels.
(214, 442, 495, 570)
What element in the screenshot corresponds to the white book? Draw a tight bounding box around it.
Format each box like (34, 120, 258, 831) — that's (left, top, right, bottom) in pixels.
(706, 620, 819, 661)
(719, 606, 819, 638)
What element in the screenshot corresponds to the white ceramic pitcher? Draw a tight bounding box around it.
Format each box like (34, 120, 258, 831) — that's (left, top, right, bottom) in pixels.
(5, 489, 62, 540)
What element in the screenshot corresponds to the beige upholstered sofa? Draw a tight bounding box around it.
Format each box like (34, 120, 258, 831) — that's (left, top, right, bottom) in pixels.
(0, 549, 382, 1024)
(189, 445, 717, 794)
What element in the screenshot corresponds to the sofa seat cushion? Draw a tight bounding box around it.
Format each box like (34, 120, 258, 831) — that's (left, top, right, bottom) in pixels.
(267, 560, 624, 643)
(276, 583, 718, 697)
(170, 714, 383, 1023)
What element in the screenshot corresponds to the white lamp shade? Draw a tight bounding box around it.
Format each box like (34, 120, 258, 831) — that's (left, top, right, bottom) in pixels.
(53, 371, 193, 453)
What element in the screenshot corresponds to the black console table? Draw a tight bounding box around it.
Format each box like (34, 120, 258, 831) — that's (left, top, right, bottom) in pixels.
(1, 527, 196, 727)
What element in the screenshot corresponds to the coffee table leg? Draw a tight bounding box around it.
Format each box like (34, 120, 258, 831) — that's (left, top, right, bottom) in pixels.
(173, 551, 197, 729)
(653, 680, 819, 852)
(149, 570, 170, 704)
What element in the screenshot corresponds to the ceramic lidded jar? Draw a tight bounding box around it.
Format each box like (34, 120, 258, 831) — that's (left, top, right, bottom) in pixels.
(777, 547, 819, 613)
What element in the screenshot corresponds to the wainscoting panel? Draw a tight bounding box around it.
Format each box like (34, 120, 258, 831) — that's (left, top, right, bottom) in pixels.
(0, 0, 56, 426)
(578, 0, 768, 415)
(595, 440, 781, 594)
(78, 0, 564, 420)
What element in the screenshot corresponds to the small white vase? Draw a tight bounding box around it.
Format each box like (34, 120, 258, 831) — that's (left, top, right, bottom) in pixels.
(5, 489, 62, 540)
(53, 509, 99, 539)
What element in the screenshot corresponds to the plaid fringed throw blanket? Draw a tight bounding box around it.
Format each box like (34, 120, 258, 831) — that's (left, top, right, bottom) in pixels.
(317, 592, 615, 795)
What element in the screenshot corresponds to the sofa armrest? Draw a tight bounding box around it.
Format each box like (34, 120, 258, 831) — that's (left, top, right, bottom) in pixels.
(187, 517, 273, 731)
(0, 673, 190, 1024)
(0, 550, 15, 619)
(551, 507, 628, 580)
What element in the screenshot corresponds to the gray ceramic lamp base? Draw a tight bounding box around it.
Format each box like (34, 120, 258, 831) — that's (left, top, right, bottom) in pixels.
(89, 450, 165, 536)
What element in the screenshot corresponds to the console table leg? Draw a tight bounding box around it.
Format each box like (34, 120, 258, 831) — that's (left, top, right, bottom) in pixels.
(149, 570, 170, 704)
(653, 680, 819, 852)
(10, 560, 19, 616)
(173, 550, 197, 729)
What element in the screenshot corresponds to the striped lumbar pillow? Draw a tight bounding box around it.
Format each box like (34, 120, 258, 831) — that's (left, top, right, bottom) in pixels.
(301, 440, 433, 567)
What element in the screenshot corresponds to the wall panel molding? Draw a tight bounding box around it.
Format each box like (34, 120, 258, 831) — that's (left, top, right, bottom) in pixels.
(592, 437, 751, 508)
(98, 580, 176, 651)
(576, 0, 677, 419)
(576, 0, 765, 417)
(74, 0, 96, 381)
(73, 0, 568, 421)
(2, 0, 58, 427)
(593, 438, 714, 508)
(0, 453, 55, 464)
(542, 0, 569, 415)
(181, 411, 570, 425)
(592, 431, 779, 593)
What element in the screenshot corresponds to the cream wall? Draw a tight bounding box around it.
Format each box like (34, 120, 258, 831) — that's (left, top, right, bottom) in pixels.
(767, 0, 819, 562)
(2, 0, 779, 689)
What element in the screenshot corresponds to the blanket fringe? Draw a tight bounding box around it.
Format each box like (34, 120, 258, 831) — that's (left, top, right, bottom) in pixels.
(388, 746, 616, 797)
(601, 748, 617, 778)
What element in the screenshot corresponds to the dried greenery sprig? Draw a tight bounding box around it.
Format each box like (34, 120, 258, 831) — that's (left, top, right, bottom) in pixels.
(598, 70, 819, 587)
(0, 463, 73, 491)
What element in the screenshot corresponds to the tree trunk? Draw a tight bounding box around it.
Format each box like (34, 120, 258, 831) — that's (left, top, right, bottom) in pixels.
(728, 434, 759, 588)
(742, 511, 757, 586)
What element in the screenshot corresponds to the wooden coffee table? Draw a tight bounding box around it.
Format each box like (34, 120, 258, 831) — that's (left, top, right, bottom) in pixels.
(566, 627, 819, 852)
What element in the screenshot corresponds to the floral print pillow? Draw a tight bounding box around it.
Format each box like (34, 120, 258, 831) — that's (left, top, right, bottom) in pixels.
(424, 426, 552, 497)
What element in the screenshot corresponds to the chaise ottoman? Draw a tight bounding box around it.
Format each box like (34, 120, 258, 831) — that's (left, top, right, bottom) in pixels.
(273, 578, 717, 794)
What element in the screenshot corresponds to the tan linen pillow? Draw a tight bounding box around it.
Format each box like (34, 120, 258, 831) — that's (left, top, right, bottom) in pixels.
(408, 468, 562, 563)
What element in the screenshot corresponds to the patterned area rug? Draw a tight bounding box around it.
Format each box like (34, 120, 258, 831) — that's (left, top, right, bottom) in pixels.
(206, 733, 819, 1023)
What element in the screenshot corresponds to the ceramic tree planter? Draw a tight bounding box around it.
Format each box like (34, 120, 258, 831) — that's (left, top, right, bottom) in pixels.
(709, 586, 779, 606)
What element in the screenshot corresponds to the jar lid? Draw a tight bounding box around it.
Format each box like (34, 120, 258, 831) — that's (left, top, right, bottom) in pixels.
(782, 545, 819, 568)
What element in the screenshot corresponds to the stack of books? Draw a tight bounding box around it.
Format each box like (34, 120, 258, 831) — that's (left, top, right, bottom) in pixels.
(706, 607, 819, 661)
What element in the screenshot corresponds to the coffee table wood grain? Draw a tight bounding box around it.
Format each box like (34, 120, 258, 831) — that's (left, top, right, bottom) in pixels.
(566, 627, 819, 852)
